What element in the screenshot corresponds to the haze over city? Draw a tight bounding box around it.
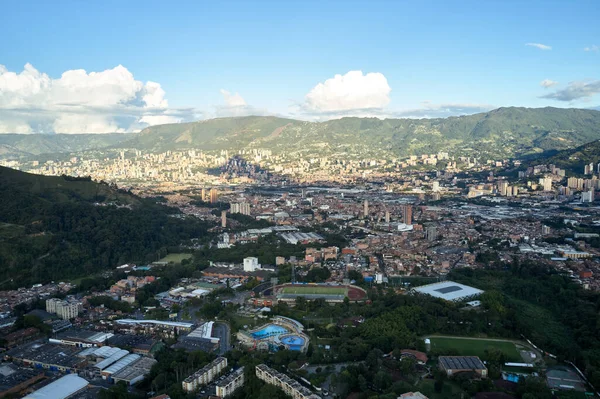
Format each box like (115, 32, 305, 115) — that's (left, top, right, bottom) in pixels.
(1, 2, 600, 399)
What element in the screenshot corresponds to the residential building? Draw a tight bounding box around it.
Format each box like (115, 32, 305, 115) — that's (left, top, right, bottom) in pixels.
(255, 364, 320, 399)
(215, 367, 245, 398)
(402, 204, 412, 225)
(182, 357, 227, 392)
(45, 298, 82, 320)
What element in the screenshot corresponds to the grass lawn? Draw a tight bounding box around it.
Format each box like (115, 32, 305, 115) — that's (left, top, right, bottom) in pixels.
(280, 286, 347, 295)
(158, 253, 193, 264)
(429, 336, 521, 362)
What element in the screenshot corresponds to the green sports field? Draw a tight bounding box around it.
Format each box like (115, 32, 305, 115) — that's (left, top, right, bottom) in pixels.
(428, 336, 522, 362)
(280, 286, 347, 295)
(158, 253, 193, 264)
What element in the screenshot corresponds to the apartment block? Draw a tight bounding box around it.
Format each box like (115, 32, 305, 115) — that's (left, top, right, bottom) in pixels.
(255, 364, 320, 399)
(215, 367, 245, 398)
(182, 357, 227, 392)
(45, 298, 82, 320)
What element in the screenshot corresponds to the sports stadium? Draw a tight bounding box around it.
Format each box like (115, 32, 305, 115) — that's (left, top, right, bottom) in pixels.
(273, 283, 367, 304)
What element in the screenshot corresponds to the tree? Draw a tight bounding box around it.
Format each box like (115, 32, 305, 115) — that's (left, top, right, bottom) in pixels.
(358, 374, 368, 392)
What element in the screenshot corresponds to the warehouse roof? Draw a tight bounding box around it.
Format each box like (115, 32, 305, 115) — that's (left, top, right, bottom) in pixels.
(94, 349, 129, 370)
(102, 354, 140, 375)
(24, 374, 88, 399)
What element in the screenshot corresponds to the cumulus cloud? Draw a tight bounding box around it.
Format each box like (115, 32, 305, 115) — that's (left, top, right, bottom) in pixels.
(220, 89, 247, 107)
(540, 80, 600, 102)
(303, 70, 391, 113)
(0, 63, 191, 133)
(584, 45, 599, 52)
(526, 43, 552, 50)
(540, 79, 558, 88)
(214, 89, 269, 117)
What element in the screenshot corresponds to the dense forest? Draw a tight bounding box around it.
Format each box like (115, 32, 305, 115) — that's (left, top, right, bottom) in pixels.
(0, 167, 212, 287)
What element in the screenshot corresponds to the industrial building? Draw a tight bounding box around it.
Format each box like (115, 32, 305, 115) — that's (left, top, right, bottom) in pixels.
(6, 342, 87, 373)
(182, 357, 227, 392)
(111, 357, 157, 385)
(0, 364, 44, 398)
(107, 334, 162, 356)
(24, 374, 89, 399)
(101, 354, 141, 380)
(51, 329, 114, 347)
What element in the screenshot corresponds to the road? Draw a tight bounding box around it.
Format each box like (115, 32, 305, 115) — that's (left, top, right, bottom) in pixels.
(213, 322, 231, 355)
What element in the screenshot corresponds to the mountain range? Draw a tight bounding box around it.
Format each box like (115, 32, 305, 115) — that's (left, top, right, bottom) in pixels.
(2, 107, 600, 160)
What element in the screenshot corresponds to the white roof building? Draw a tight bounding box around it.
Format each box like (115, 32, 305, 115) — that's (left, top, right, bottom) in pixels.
(413, 281, 483, 302)
(24, 374, 89, 399)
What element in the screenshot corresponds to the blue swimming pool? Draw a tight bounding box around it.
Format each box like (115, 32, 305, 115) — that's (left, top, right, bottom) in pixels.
(280, 335, 305, 351)
(251, 324, 289, 339)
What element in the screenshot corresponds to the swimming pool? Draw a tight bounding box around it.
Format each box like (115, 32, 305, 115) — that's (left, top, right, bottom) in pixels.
(251, 324, 289, 339)
(280, 335, 305, 351)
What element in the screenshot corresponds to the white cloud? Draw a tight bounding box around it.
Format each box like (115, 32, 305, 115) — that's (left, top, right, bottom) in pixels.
(540, 79, 558, 88)
(540, 80, 600, 102)
(214, 89, 269, 117)
(220, 89, 247, 107)
(526, 43, 552, 50)
(303, 70, 391, 113)
(584, 45, 599, 52)
(0, 63, 187, 133)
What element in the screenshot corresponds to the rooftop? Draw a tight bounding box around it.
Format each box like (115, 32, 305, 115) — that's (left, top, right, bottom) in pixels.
(439, 356, 487, 370)
(24, 374, 89, 399)
(102, 354, 141, 375)
(413, 281, 484, 301)
(115, 319, 194, 329)
(216, 367, 244, 388)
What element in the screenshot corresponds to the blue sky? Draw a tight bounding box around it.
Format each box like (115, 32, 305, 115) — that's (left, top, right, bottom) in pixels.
(0, 0, 598, 133)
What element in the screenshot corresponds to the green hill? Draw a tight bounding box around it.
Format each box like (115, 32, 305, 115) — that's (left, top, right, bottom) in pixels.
(523, 139, 600, 175)
(0, 167, 209, 287)
(0, 133, 132, 159)
(1, 107, 600, 161)
(120, 107, 600, 158)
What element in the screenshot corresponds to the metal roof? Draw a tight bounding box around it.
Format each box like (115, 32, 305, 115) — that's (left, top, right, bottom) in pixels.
(24, 374, 88, 399)
(102, 354, 141, 375)
(94, 349, 129, 370)
(439, 356, 486, 370)
(413, 281, 483, 301)
(115, 319, 194, 328)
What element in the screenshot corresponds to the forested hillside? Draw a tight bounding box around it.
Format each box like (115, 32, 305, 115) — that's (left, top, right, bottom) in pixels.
(0, 166, 211, 287)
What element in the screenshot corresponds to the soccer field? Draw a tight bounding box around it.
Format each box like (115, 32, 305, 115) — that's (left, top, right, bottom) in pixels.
(158, 253, 193, 264)
(280, 286, 347, 295)
(429, 336, 521, 362)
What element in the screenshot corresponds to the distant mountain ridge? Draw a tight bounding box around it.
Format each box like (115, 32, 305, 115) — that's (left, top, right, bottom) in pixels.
(2, 107, 600, 160)
(0, 133, 132, 158)
(123, 107, 600, 159)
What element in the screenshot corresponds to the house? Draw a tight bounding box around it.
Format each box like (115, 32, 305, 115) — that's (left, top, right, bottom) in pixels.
(399, 349, 428, 365)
